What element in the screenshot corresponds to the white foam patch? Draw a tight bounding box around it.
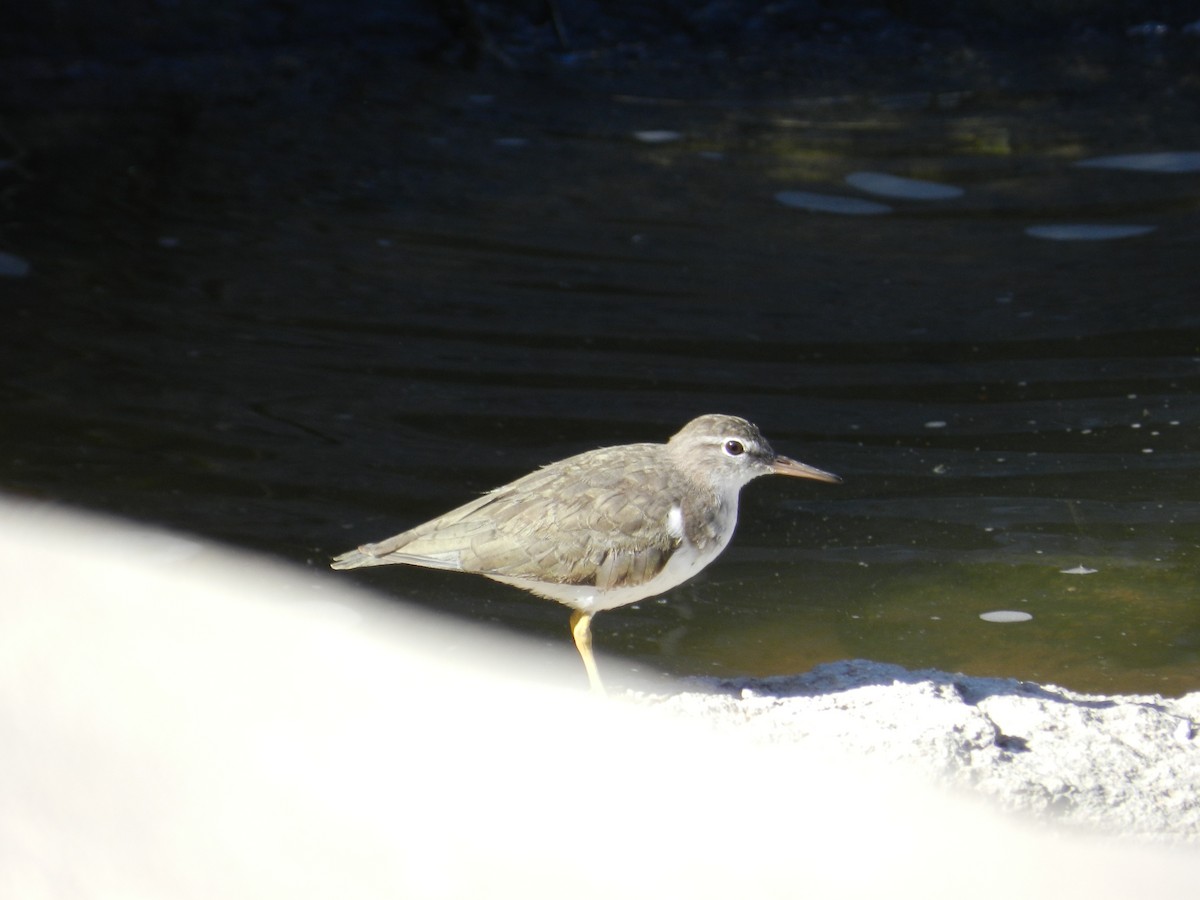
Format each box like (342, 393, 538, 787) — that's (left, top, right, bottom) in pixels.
(775, 190, 892, 215)
(632, 130, 683, 144)
(980, 610, 1033, 623)
(0, 251, 31, 278)
(845, 171, 964, 200)
(1074, 151, 1200, 173)
(1025, 224, 1156, 241)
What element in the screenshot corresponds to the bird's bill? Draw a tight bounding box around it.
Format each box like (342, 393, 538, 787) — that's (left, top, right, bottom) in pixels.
(770, 455, 842, 483)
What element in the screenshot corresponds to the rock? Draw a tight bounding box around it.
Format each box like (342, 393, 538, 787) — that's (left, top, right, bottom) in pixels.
(3, 498, 1199, 898)
(639, 659, 1200, 842)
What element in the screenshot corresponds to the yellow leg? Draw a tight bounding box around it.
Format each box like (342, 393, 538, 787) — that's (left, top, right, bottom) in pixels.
(569, 609, 606, 695)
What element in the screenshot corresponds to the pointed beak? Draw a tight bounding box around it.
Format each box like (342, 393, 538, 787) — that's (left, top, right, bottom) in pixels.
(770, 455, 842, 483)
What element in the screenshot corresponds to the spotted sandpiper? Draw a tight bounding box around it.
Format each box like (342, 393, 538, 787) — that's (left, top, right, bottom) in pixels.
(331, 414, 840, 692)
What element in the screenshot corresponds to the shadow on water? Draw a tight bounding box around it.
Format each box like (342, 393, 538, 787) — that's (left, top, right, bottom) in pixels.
(3, 17, 1200, 695)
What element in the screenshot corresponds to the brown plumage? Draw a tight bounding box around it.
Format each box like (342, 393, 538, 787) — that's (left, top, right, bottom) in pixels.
(331, 414, 840, 691)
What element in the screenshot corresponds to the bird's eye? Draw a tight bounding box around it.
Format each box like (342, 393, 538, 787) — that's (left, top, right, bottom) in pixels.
(723, 440, 745, 456)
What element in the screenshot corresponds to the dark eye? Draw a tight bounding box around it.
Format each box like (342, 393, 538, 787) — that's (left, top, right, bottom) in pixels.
(723, 440, 745, 456)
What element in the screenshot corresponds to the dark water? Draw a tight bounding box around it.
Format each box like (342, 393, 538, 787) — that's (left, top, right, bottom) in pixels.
(5, 57, 1200, 695)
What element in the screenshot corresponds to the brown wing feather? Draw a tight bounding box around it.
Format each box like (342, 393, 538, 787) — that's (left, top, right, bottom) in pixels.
(332, 444, 689, 589)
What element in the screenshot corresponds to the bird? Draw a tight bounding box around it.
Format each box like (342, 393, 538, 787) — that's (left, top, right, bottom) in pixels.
(330, 414, 840, 693)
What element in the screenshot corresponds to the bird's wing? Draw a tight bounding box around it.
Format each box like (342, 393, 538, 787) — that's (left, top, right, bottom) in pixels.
(332, 446, 687, 590)
(329, 488, 503, 571)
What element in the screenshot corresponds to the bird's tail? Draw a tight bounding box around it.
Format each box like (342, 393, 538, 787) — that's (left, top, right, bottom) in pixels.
(331, 542, 464, 572)
(330, 547, 393, 570)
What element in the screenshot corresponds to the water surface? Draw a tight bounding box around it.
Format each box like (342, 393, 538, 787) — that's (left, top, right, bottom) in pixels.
(5, 59, 1199, 695)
